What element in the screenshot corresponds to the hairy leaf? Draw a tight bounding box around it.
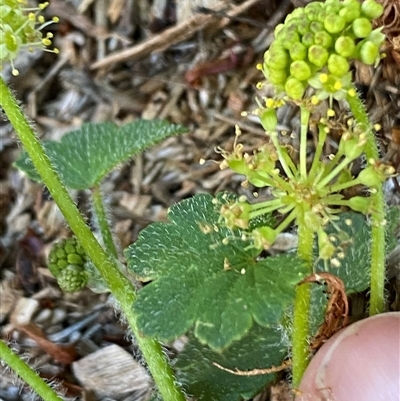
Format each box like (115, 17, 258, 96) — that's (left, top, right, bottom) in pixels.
(125, 193, 307, 351)
(315, 211, 371, 292)
(14, 120, 188, 190)
(175, 324, 288, 401)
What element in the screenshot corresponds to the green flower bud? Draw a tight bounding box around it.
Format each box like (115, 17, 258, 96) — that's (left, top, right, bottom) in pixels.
(282, 30, 301, 49)
(317, 229, 336, 260)
(260, 108, 277, 132)
(310, 21, 324, 34)
(324, 14, 346, 34)
(348, 196, 372, 214)
(266, 46, 289, 69)
(308, 45, 329, 67)
(302, 32, 315, 47)
(274, 23, 285, 36)
(67, 253, 84, 265)
(339, 2, 361, 22)
(55, 248, 67, 259)
(359, 40, 379, 65)
(285, 77, 305, 100)
(335, 36, 356, 57)
(305, 2, 323, 22)
(297, 19, 311, 36)
(328, 54, 350, 76)
(48, 237, 87, 280)
(361, 0, 384, 19)
(290, 42, 308, 61)
(57, 265, 88, 293)
(290, 60, 312, 81)
(314, 30, 333, 48)
(357, 165, 384, 187)
(252, 226, 278, 250)
(220, 201, 252, 230)
(266, 66, 288, 85)
(352, 17, 372, 38)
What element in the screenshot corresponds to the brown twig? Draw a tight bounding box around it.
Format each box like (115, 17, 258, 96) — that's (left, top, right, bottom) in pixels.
(90, 0, 262, 70)
(299, 272, 349, 350)
(213, 359, 291, 376)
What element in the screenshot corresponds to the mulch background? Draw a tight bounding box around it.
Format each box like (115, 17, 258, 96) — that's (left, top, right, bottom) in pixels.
(1, 0, 399, 400)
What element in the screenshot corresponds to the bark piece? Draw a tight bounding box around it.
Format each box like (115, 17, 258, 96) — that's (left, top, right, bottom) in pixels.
(72, 344, 150, 399)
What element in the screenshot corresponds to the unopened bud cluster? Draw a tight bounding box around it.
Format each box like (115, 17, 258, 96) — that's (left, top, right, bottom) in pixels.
(0, 0, 59, 76)
(262, 0, 384, 100)
(48, 237, 88, 292)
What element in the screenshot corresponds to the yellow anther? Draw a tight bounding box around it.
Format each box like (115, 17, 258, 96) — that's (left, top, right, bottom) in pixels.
(319, 74, 328, 83)
(334, 81, 342, 90)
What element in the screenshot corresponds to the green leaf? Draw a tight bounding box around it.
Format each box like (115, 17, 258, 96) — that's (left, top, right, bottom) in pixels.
(175, 324, 288, 401)
(315, 211, 371, 292)
(311, 207, 400, 334)
(14, 120, 188, 190)
(125, 193, 307, 351)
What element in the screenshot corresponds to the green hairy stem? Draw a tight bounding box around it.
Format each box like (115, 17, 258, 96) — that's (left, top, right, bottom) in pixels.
(0, 340, 63, 401)
(0, 76, 186, 401)
(346, 88, 386, 315)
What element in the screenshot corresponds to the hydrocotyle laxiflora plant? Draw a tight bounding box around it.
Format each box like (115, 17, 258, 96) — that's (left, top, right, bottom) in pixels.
(218, 0, 393, 385)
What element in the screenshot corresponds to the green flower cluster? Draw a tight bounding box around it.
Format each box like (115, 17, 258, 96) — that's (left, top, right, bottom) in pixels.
(219, 113, 395, 262)
(262, 0, 384, 100)
(0, 0, 59, 76)
(48, 237, 89, 292)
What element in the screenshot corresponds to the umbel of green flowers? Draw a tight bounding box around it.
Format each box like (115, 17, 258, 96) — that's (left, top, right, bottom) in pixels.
(218, 0, 394, 264)
(262, 0, 385, 100)
(0, 0, 59, 76)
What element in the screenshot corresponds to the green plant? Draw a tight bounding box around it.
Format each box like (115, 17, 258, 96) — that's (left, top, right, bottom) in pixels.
(1, 0, 398, 400)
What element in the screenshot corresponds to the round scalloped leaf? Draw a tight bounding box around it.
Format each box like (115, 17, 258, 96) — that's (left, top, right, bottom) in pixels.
(125, 193, 307, 351)
(175, 325, 287, 401)
(14, 120, 188, 190)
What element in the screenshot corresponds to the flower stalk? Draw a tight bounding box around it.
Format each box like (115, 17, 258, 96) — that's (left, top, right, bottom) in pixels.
(0, 76, 186, 401)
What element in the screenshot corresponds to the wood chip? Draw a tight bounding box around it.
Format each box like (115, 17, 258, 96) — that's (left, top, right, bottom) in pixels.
(72, 344, 151, 399)
(10, 297, 40, 326)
